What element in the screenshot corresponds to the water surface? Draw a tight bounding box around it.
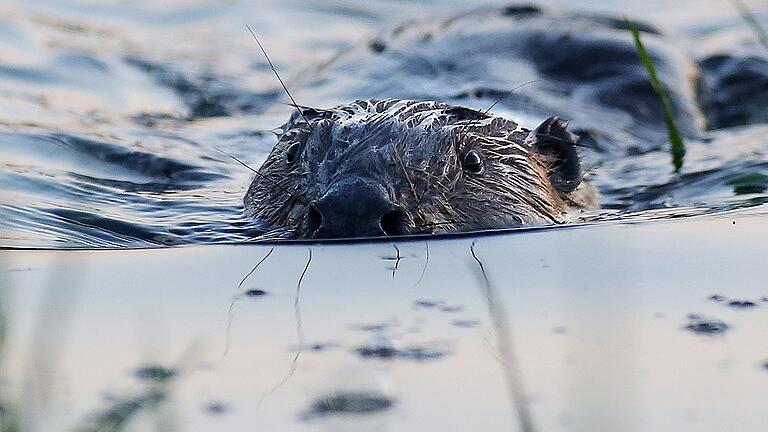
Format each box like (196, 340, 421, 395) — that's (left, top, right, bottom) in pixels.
(1, 0, 767, 247)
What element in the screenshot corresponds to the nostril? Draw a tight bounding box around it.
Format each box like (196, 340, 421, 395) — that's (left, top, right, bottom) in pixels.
(380, 209, 409, 236)
(307, 203, 322, 234)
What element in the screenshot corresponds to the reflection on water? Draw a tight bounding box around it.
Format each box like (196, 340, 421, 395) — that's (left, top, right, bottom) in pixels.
(471, 242, 533, 432)
(2, 213, 768, 431)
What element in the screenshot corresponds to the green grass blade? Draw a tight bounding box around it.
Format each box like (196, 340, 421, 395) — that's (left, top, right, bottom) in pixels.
(733, 0, 768, 50)
(626, 19, 686, 172)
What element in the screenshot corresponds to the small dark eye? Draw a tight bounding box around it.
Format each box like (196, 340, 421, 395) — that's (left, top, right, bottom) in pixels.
(286, 143, 301, 163)
(462, 149, 483, 173)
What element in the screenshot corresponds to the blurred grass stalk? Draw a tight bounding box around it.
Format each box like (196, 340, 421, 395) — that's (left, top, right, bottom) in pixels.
(0, 264, 19, 432)
(733, 0, 768, 50)
(627, 19, 686, 172)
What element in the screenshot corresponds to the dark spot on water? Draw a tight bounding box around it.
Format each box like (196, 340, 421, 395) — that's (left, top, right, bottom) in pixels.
(398, 347, 446, 361)
(501, 5, 542, 17)
(440, 61, 456, 72)
(439, 305, 463, 313)
(355, 344, 447, 361)
(685, 316, 729, 335)
(727, 173, 768, 195)
(762, 296, 768, 302)
(304, 392, 394, 418)
(190, 97, 230, 118)
(414, 299, 442, 309)
(352, 323, 391, 332)
(356, 344, 398, 359)
(368, 40, 386, 54)
(205, 402, 228, 415)
(132, 112, 177, 127)
(4, 267, 36, 273)
(472, 88, 507, 99)
(727, 300, 757, 309)
(309, 343, 335, 352)
(709, 294, 727, 302)
(244, 289, 268, 297)
(762, 361, 768, 372)
(452, 319, 479, 328)
(133, 365, 177, 383)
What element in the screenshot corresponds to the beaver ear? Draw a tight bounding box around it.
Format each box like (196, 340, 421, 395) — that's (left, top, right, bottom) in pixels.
(528, 116, 582, 194)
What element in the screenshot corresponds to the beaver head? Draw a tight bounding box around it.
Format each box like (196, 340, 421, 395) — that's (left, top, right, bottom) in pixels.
(244, 98, 588, 239)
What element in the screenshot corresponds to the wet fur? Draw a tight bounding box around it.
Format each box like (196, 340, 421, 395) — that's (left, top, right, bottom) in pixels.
(244, 99, 589, 238)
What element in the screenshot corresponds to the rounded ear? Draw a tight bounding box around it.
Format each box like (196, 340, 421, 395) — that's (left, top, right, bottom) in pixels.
(526, 116, 582, 193)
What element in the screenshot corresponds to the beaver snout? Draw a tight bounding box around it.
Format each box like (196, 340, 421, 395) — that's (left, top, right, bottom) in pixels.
(306, 178, 411, 238)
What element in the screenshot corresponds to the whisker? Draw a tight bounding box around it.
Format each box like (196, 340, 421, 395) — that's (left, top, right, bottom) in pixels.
(481, 80, 539, 115)
(416, 220, 466, 229)
(217, 148, 309, 206)
(253, 248, 313, 408)
(221, 247, 276, 362)
(237, 248, 275, 290)
(413, 241, 429, 287)
(392, 244, 401, 279)
(389, 139, 419, 206)
(246, 25, 313, 131)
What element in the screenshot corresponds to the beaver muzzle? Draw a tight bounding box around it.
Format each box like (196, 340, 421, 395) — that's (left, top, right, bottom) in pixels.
(306, 178, 412, 238)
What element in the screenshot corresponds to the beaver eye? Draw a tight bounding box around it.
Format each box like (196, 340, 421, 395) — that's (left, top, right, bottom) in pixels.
(462, 150, 483, 174)
(286, 143, 301, 163)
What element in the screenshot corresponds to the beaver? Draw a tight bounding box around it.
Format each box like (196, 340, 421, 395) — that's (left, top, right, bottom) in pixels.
(244, 98, 594, 238)
(241, 4, 768, 239)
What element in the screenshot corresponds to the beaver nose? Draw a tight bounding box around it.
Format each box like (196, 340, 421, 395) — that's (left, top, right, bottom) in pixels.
(307, 179, 410, 238)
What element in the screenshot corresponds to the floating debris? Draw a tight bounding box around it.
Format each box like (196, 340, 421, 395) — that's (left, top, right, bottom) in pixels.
(205, 401, 228, 415)
(304, 391, 395, 419)
(414, 299, 442, 309)
(397, 347, 446, 361)
(244, 289, 268, 297)
(728, 300, 757, 309)
(355, 344, 447, 361)
(309, 343, 335, 352)
(709, 294, 727, 302)
(133, 365, 177, 383)
(685, 316, 729, 335)
(452, 319, 479, 328)
(356, 344, 398, 359)
(352, 323, 392, 332)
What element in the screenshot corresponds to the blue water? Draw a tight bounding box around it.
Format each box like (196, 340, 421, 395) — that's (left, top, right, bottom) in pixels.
(1, 0, 767, 248)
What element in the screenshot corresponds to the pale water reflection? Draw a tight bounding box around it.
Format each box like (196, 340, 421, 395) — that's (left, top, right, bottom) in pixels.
(2, 211, 768, 431)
